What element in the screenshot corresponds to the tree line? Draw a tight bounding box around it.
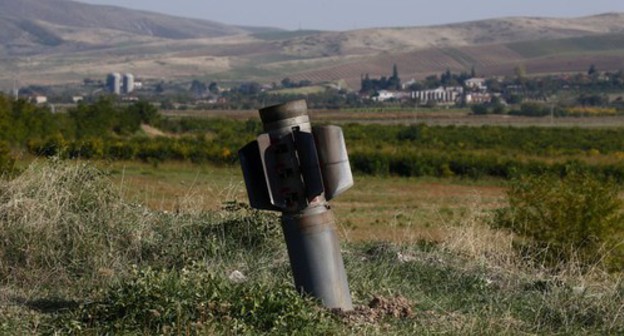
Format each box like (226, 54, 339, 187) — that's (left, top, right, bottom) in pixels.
(5, 96, 624, 181)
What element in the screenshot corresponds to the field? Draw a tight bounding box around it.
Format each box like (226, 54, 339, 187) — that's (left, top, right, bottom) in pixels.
(102, 161, 505, 243)
(163, 108, 624, 127)
(1, 97, 624, 334)
(1, 159, 622, 334)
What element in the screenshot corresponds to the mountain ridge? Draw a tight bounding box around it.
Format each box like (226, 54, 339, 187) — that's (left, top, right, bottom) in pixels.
(0, 0, 623, 88)
(0, 0, 281, 47)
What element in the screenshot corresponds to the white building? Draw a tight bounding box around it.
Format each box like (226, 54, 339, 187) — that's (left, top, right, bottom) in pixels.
(123, 73, 135, 94)
(465, 92, 493, 104)
(464, 78, 487, 91)
(107, 73, 121, 95)
(375, 90, 397, 102)
(412, 86, 463, 105)
(32, 96, 47, 104)
(373, 90, 412, 102)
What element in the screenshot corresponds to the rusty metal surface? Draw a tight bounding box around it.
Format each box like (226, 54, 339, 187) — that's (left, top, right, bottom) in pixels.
(284, 205, 335, 234)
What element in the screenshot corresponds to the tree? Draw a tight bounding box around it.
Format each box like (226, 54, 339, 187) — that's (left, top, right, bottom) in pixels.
(441, 68, 453, 86)
(281, 77, 294, 88)
(236, 82, 262, 95)
(424, 75, 440, 89)
(190, 80, 206, 97)
(387, 64, 401, 90)
(471, 104, 489, 115)
(127, 101, 160, 125)
(69, 98, 117, 139)
(360, 74, 373, 93)
(208, 82, 220, 94)
(514, 64, 526, 83)
(577, 94, 607, 107)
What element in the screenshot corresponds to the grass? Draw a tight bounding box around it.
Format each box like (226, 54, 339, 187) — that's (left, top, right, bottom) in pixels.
(507, 33, 624, 58)
(99, 160, 506, 243)
(267, 85, 327, 95)
(103, 160, 244, 212)
(161, 108, 624, 129)
(0, 159, 622, 334)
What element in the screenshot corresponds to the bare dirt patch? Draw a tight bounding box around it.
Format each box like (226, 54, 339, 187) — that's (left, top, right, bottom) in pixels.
(140, 124, 169, 138)
(333, 295, 413, 325)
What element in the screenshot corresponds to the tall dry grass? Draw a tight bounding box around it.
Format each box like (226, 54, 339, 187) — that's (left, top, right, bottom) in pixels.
(0, 159, 283, 297)
(0, 159, 152, 293)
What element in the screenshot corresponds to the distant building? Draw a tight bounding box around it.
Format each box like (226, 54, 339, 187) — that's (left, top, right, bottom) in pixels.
(72, 96, 84, 103)
(107, 73, 121, 94)
(32, 95, 48, 104)
(373, 90, 411, 102)
(375, 90, 397, 102)
(465, 92, 493, 104)
(12, 79, 19, 101)
(465, 78, 487, 91)
(412, 86, 463, 105)
(121, 96, 139, 102)
(123, 73, 135, 94)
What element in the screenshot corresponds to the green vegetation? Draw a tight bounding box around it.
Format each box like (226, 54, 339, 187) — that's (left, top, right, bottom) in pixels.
(344, 123, 624, 180)
(496, 172, 624, 270)
(6, 96, 624, 182)
(360, 63, 402, 93)
(0, 160, 622, 334)
(0, 141, 13, 174)
(507, 33, 624, 58)
(1, 95, 623, 334)
(269, 86, 326, 95)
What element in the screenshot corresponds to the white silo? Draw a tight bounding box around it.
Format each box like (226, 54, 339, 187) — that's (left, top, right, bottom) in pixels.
(107, 73, 121, 95)
(123, 73, 135, 94)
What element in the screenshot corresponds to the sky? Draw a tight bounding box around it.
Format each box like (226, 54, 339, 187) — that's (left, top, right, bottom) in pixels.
(77, 0, 624, 31)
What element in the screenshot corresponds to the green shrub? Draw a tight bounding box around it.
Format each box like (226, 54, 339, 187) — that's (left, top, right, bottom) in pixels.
(496, 172, 624, 270)
(471, 103, 489, 115)
(51, 264, 336, 335)
(0, 141, 14, 175)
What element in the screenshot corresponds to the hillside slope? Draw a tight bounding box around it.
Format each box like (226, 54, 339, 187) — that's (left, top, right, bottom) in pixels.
(0, 0, 282, 57)
(277, 13, 624, 58)
(1, 6, 623, 88)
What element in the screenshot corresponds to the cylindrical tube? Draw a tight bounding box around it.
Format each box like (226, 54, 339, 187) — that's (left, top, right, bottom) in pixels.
(260, 100, 353, 310)
(281, 205, 353, 310)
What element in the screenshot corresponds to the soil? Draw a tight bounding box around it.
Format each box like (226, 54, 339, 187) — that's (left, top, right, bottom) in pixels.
(333, 295, 413, 325)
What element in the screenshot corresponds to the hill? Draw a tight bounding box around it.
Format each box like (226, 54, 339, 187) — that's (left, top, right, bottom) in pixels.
(275, 14, 624, 87)
(0, 3, 623, 89)
(0, 0, 280, 55)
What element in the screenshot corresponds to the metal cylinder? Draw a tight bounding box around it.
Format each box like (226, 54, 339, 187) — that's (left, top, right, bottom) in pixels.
(257, 100, 353, 310)
(260, 100, 311, 134)
(282, 205, 353, 310)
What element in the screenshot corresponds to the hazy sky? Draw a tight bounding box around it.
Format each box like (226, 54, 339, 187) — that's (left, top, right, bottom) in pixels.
(76, 0, 624, 31)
